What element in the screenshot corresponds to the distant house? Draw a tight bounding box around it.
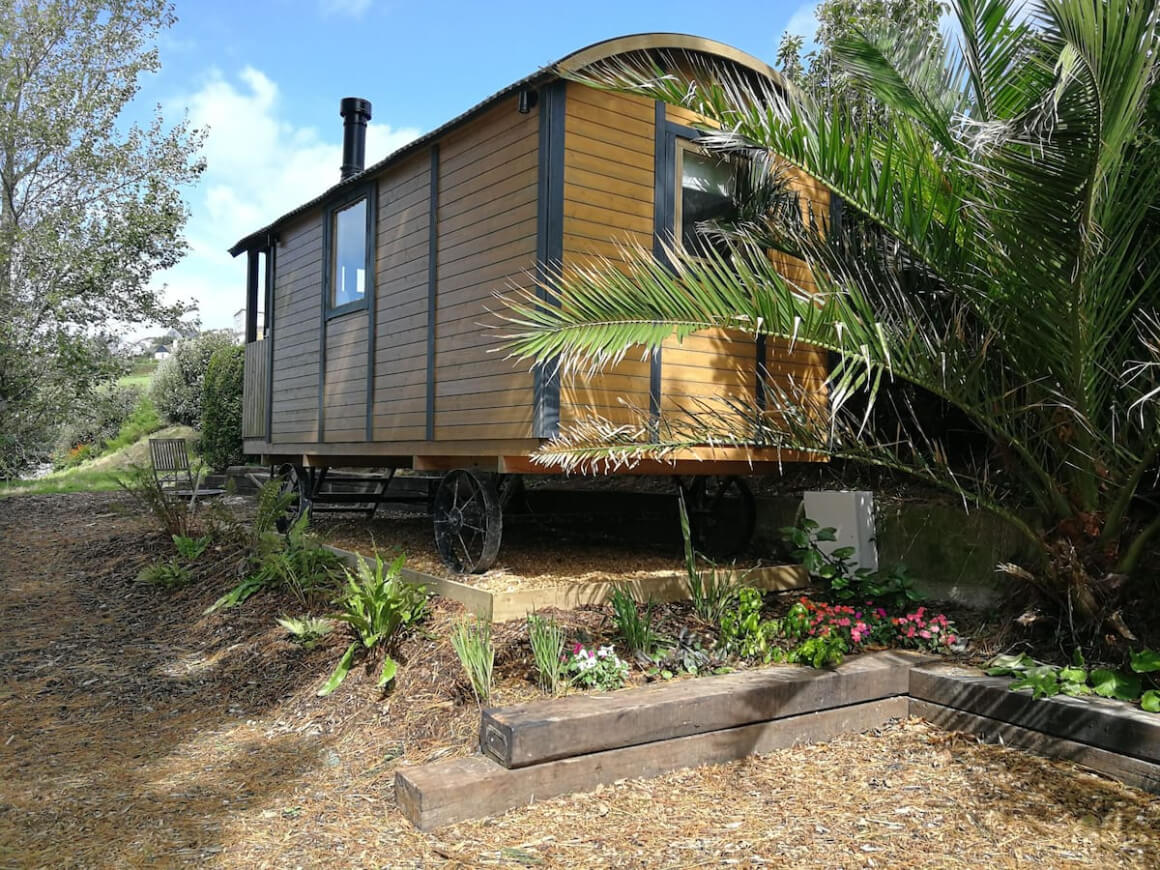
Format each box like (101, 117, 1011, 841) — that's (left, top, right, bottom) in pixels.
(154, 344, 171, 361)
(233, 307, 263, 344)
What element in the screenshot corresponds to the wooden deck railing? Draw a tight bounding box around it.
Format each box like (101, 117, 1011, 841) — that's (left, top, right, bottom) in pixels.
(242, 340, 268, 439)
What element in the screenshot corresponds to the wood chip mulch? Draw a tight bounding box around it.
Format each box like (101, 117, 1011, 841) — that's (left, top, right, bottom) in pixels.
(1, 492, 1158, 868)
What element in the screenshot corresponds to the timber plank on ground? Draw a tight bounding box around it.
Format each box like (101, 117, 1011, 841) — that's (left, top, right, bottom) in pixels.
(909, 664, 1160, 764)
(909, 699, 1160, 794)
(396, 696, 909, 831)
(481, 650, 933, 769)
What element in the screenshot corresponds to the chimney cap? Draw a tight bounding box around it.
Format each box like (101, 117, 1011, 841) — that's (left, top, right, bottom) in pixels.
(340, 97, 372, 120)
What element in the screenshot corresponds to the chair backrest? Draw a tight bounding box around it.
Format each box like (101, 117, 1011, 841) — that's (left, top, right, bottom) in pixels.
(149, 438, 193, 490)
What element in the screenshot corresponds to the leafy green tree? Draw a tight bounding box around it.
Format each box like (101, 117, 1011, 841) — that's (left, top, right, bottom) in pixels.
(150, 331, 235, 427)
(0, 0, 204, 476)
(199, 344, 245, 471)
(504, 0, 1160, 639)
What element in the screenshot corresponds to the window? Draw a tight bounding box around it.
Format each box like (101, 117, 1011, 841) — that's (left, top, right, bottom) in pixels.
(331, 197, 367, 308)
(675, 139, 739, 258)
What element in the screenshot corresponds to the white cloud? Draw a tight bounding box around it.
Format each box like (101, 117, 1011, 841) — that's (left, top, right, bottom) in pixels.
(784, 3, 821, 50)
(319, 0, 373, 17)
(151, 67, 420, 333)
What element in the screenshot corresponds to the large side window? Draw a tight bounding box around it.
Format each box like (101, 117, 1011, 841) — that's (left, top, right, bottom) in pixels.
(675, 139, 738, 256)
(325, 188, 374, 316)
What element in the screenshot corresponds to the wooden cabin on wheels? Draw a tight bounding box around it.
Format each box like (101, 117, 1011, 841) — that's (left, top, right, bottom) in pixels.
(230, 33, 829, 573)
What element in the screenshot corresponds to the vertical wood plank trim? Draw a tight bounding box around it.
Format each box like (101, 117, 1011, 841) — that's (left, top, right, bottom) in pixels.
(319, 207, 331, 442)
(426, 144, 440, 442)
(364, 182, 379, 441)
(264, 237, 276, 442)
(533, 81, 566, 439)
(649, 100, 670, 436)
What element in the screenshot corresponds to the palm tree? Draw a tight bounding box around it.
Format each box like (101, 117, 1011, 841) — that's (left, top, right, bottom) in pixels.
(502, 0, 1160, 638)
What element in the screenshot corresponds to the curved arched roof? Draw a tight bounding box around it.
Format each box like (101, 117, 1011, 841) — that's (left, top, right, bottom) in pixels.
(231, 33, 782, 255)
(553, 32, 787, 90)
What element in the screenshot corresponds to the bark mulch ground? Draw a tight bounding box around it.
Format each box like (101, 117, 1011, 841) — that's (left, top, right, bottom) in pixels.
(1, 493, 1158, 868)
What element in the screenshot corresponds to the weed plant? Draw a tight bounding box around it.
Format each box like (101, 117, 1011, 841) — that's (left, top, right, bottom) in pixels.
(137, 558, 192, 588)
(451, 616, 495, 706)
(527, 612, 567, 695)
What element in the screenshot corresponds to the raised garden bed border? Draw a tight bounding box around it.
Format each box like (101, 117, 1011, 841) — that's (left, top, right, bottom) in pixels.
(324, 544, 806, 622)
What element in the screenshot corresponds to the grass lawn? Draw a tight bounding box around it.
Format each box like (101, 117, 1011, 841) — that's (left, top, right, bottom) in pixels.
(0, 423, 197, 497)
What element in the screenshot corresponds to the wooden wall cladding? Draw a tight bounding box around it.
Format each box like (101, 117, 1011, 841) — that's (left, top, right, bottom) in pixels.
(559, 84, 655, 428)
(270, 215, 323, 444)
(433, 97, 539, 442)
(372, 153, 431, 442)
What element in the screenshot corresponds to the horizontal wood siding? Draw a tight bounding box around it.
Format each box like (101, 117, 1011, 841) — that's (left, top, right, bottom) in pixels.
(433, 97, 538, 441)
(242, 340, 268, 438)
(271, 215, 322, 444)
(373, 154, 430, 441)
(559, 83, 654, 429)
(323, 309, 368, 442)
(658, 106, 830, 442)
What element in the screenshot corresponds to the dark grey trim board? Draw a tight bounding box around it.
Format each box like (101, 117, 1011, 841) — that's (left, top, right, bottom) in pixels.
(426, 144, 439, 442)
(533, 80, 566, 439)
(264, 235, 277, 442)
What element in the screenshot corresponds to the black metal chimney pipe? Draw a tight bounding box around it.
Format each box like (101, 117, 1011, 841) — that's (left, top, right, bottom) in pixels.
(340, 97, 372, 179)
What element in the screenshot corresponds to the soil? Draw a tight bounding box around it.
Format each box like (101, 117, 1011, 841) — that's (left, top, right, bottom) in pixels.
(2, 492, 1159, 868)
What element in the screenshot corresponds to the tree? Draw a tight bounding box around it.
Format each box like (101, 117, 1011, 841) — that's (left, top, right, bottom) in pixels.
(0, 0, 204, 476)
(503, 0, 1160, 640)
(150, 331, 235, 427)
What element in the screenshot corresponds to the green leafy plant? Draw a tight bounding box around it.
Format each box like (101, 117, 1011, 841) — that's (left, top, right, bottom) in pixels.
(173, 533, 211, 561)
(718, 587, 778, 661)
(566, 642, 630, 691)
(276, 614, 334, 648)
(137, 558, 191, 588)
(608, 585, 658, 657)
(986, 649, 1160, 711)
(207, 511, 344, 613)
(527, 612, 567, 695)
(319, 552, 429, 696)
(787, 633, 848, 669)
(646, 627, 726, 679)
(781, 518, 920, 612)
(451, 616, 495, 706)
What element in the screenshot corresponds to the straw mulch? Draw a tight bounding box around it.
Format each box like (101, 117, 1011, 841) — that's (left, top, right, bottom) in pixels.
(1, 493, 1158, 869)
(316, 503, 714, 593)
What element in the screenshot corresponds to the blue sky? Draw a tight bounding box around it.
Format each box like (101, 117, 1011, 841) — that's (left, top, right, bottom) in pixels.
(138, 0, 820, 334)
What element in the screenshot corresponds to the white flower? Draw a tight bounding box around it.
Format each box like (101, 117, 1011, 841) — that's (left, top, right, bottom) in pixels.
(598, 645, 614, 658)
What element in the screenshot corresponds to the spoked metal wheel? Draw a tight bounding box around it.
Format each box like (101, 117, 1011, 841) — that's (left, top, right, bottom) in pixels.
(274, 463, 312, 533)
(433, 469, 503, 573)
(679, 475, 756, 558)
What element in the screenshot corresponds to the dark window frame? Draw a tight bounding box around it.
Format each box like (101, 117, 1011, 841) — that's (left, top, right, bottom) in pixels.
(322, 182, 377, 319)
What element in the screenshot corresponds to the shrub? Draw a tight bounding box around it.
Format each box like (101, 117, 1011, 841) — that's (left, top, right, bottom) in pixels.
(451, 616, 495, 706)
(718, 587, 778, 661)
(199, 345, 245, 471)
(150, 331, 236, 426)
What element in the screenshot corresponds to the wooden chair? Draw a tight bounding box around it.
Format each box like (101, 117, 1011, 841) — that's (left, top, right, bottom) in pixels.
(148, 438, 224, 506)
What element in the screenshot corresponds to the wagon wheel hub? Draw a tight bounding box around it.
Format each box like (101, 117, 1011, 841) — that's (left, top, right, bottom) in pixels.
(432, 469, 504, 574)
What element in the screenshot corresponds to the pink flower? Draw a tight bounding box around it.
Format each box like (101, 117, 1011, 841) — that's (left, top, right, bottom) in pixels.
(906, 627, 916, 638)
(920, 630, 931, 639)
(946, 634, 957, 644)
